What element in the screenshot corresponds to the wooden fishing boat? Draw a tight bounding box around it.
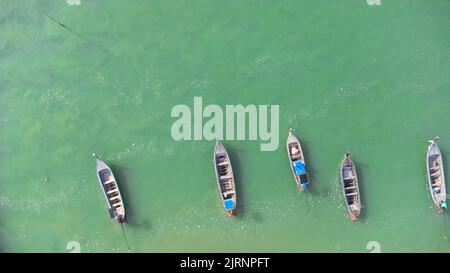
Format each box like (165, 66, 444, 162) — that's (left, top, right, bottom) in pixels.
(93, 154, 126, 223)
(340, 152, 361, 221)
(287, 129, 310, 192)
(426, 137, 447, 212)
(213, 141, 237, 217)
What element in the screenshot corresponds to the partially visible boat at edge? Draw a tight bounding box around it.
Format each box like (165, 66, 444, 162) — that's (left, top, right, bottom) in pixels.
(213, 141, 237, 217)
(93, 153, 126, 223)
(287, 129, 310, 192)
(426, 137, 447, 212)
(340, 152, 361, 221)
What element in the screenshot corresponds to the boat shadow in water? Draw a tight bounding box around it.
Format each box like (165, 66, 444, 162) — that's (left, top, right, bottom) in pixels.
(439, 149, 449, 209)
(354, 159, 368, 222)
(109, 164, 139, 227)
(298, 140, 319, 196)
(442, 149, 448, 188)
(227, 149, 246, 219)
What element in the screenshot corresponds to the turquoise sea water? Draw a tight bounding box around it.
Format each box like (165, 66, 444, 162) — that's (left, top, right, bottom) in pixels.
(1, 0, 450, 252)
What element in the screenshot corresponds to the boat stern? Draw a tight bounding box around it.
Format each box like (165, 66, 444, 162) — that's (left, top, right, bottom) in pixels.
(224, 198, 236, 217)
(435, 201, 447, 213)
(226, 209, 236, 218)
(298, 182, 310, 192)
(349, 212, 359, 221)
(118, 214, 126, 224)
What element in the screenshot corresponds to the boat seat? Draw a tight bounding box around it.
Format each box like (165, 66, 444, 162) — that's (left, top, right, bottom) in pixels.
(220, 175, 232, 180)
(107, 188, 119, 194)
(104, 179, 115, 185)
(217, 161, 229, 166)
(113, 202, 122, 207)
(109, 195, 120, 201)
(431, 172, 441, 178)
(346, 192, 358, 196)
(222, 179, 232, 189)
(433, 179, 442, 186)
(223, 190, 235, 197)
(345, 186, 357, 190)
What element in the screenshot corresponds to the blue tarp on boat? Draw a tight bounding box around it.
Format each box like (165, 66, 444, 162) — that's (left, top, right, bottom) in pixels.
(293, 161, 306, 175)
(224, 199, 234, 210)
